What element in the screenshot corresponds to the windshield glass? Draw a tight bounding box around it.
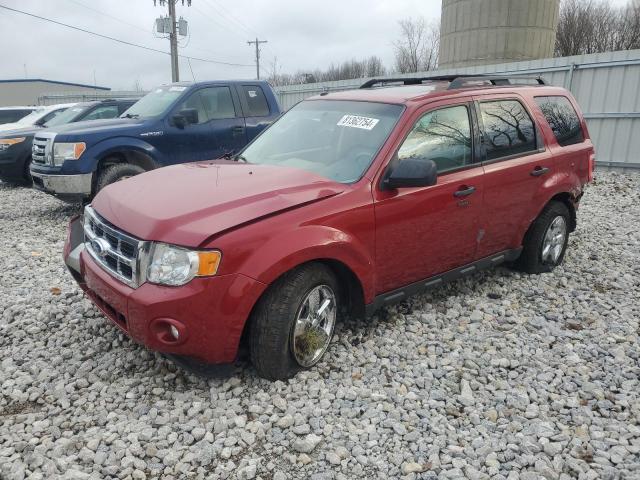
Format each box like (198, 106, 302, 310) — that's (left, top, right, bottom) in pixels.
(240, 100, 404, 183)
(44, 105, 87, 127)
(120, 85, 187, 118)
(15, 108, 45, 125)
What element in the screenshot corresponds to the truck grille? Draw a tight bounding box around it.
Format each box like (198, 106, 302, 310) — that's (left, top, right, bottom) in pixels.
(32, 132, 56, 165)
(83, 206, 147, 288)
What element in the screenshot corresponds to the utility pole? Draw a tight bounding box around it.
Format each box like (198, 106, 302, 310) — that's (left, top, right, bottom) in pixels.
(167, 0, 179, 82)
(154, 0, 191, 82)
(247, 38, 268, 79)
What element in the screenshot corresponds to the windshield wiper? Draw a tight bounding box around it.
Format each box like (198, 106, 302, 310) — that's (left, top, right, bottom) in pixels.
(121, 113, 140, 119)
(234, 154, 249, 163)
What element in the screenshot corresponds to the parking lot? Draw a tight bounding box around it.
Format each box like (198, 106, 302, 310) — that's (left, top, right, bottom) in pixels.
(0, 172, 639, 479)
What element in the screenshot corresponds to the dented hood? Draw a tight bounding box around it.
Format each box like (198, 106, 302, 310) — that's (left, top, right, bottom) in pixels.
(91, 160, 344, 246)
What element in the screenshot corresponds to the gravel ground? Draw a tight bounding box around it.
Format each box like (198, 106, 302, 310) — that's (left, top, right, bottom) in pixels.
(1, 172, 639, 480)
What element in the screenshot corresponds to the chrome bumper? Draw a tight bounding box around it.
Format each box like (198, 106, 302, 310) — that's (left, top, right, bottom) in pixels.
(31, 171, 93, 196)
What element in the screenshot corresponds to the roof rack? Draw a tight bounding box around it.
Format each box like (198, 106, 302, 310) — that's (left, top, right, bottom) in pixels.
(359, 75, 546, 90)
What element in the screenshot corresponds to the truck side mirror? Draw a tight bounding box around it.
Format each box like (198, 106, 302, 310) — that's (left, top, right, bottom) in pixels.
(383, 157, 438, 190)
(172, 108, 199, 128)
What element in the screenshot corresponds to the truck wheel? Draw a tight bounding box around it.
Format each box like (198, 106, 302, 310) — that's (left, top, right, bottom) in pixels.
(96, 163, 145, 193)
(249, 263, 340, 380)
(516, 201, 570, 274)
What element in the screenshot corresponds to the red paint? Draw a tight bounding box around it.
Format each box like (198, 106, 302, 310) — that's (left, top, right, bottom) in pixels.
(64, 82, 593, 363)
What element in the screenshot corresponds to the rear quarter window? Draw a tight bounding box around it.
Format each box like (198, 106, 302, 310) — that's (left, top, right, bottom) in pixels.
(241, 85, 270, 117)
(535, 96, 585, 147)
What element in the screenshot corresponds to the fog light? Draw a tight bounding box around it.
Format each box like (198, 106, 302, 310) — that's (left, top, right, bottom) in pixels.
(169, 324, 180, 340)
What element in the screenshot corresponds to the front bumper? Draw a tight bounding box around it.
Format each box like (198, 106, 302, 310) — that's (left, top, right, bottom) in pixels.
(63, 216, 266, 364)
(31, 171, 92, 198)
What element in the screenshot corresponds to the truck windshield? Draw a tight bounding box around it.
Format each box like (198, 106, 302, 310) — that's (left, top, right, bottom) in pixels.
(120, 85, 186, 119)
(44, 105, 87, 127)
(240, 100, 404, 183)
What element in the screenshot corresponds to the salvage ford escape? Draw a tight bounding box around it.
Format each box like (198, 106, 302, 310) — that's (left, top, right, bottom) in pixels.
(64, 75, 594, 380)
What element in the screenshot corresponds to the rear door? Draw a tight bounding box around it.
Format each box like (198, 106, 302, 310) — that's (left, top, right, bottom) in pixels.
(373, 99, 485, 294)
(474, 94, 554, 258)
(533, 95, 593, 184)
(236, 84, 276, 142)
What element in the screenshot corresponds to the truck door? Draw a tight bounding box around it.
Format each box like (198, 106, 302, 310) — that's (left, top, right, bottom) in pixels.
(165, 86, 245, 164)
(236, 84, 276, 142)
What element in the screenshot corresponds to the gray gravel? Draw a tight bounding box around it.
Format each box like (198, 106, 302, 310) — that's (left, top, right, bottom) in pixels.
(1, 172, 639, 480)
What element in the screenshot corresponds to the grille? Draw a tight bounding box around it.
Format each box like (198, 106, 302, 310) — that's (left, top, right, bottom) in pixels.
(83, 206, 146, 288)
(32, 137, 48, 164)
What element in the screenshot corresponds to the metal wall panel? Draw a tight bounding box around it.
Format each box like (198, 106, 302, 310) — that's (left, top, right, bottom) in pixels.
(275, 49, 640, 169)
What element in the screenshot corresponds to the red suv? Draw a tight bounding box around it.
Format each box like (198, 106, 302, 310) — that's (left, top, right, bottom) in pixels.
(64, 75, 594, 380)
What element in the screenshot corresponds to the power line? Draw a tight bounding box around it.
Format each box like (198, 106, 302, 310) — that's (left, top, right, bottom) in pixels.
(66, 0, 151, 34)
(0, 3, 254, 68)
(201, 0, 258, 37)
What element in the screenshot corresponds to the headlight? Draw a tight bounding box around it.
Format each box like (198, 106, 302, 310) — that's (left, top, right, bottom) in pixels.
(146, 243, 221, 286)
(53, 142, 86, 166)
(0, 137, 26, 151)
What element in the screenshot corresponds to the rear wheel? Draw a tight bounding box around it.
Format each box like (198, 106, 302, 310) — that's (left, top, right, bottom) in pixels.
(96, 163, 145, 193)
(249, 263, 340, 380)
(516, 201, 570, 274)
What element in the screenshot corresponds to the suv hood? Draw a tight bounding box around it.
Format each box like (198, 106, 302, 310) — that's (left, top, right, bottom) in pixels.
(0, 125, 41, 138)
(92, 160, 345, 246)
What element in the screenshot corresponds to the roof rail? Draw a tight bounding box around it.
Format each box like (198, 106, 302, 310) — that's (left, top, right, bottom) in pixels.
(447, 75, 546, 89)
(359, 75, 546, 90)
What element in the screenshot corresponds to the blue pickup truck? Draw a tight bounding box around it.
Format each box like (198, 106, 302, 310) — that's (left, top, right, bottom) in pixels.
(30, 80, 281, 201)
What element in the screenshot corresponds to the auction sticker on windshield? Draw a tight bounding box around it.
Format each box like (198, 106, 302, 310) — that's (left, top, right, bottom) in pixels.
(337, 115, 379, 130)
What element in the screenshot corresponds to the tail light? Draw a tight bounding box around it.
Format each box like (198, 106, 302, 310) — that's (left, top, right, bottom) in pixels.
(588, 152, 595, 182)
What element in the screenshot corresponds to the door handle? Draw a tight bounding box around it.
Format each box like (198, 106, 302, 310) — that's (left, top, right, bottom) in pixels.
(530, 166, 550, 177)
(453, 185, 476, 197)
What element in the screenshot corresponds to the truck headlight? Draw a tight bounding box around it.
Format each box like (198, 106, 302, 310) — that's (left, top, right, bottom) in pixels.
(0, 137, 26, 151)
(53, 142, 86, 166)
(146, 243, 221, 286)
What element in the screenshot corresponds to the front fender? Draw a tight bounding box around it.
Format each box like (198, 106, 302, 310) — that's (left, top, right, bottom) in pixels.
(67, 137, 161, 174)
(235, 225, 375, 304)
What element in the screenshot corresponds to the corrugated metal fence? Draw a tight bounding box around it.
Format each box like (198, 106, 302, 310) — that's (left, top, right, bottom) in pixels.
(275, 49, 640, 170)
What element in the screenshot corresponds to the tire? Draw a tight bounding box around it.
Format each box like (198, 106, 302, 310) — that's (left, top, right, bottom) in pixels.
(516, 201, 570, 274)
(22, 156, 33, 186)
(249, 263, 341, 380)
(96, 163, 145, 194)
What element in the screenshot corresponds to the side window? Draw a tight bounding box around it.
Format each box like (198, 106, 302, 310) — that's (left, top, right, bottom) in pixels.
(480, 100, 537, 160)
(535, 96, 584, 147)
(240, 85, 270, 117)
(82, 105, 119, 121)
(175, 87, 236, 124)
(397, 105, 472, 173)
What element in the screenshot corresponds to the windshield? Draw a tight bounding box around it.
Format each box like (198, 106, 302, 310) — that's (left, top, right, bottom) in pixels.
(44, 105, 87, 127)
(240, 100, 404, 183)
(15, 108, 45, 125)
(120, 85, 187, 118)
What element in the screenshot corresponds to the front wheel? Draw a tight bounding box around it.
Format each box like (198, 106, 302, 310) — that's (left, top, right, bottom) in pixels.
(95, 163, 145, 194)
(249, 263, 340, 380)
(516, 201, 570, 274)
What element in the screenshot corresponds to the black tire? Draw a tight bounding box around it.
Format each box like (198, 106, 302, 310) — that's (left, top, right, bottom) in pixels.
(515, 201, 570, 274)
(96, 163, 145, 194)
(22, 156, 33, 185)
(249, 263, 340, 380)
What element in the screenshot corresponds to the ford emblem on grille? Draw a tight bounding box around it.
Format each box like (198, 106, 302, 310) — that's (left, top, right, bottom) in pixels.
(91, 238, 111, 258)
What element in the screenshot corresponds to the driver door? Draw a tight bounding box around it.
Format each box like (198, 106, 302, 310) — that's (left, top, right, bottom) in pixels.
(165, 86, 243, 164)
(373, 101, 485, 294)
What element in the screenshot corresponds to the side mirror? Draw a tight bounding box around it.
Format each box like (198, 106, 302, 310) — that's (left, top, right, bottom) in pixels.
(384, 157, 438, 190)
(34, 118, 46, 127)
(172, 108, 199, 128)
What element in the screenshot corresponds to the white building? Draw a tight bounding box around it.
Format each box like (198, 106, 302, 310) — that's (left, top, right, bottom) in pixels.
(0, 79, 110, 107)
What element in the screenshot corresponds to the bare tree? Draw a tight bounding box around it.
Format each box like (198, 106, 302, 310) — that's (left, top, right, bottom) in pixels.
(267, 56, 387, 86)
(555, 0, 640, 56)
(393, 18, 440, 73)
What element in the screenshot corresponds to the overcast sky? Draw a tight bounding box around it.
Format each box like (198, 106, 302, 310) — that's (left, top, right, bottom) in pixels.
(0, 0, 442, 91)
(1, 0, 633, 91)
